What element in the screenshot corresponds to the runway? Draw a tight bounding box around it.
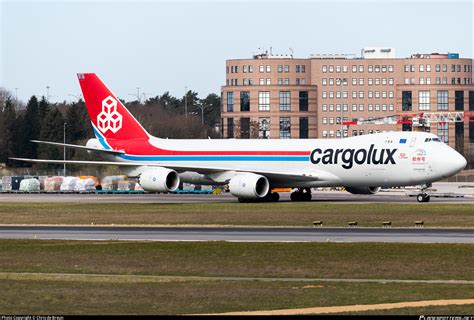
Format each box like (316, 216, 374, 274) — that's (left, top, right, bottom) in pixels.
(0, 191, 473, 204)
(1, 225, 473, 243)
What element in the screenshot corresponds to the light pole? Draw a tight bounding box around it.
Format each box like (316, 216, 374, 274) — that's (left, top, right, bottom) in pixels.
(63, 122, 67, 176)
(336, 77, 347, 138)
(14, 88, 18, 101)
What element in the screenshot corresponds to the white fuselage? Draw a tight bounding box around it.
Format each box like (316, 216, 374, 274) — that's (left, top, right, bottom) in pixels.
(96, 131, 466, 188)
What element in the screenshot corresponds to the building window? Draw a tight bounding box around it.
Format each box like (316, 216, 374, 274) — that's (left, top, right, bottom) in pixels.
(437, 123, 449, 143)
(299, 117, 309, 139)
(279, 91, 291, 111)
(278, 78, 283, 85)
(279, 117, 291, 139)
(368, 78, 373, 85)
(322, 78, 327, 86)
(284, 65, 289, 73)
(296, 65, 300, 73)
(259, 78, 264, 85)
(426, 64, 431, 72)
(359, 65, 364, 73)
(322, 65, 327, 73)
(322, 104, 327, 111)
(419, 64, 424, 72)
(266, 65, 271, 73)
(336, 66, 341, 73)
(437, 91, 448, 110)
(259, 65, 264, 73)
(240, 91, 250, 112)
(455, 91, 464, 111)
(240, 117, 250, 139)
(243, 65, 247, 73)
(329, 65, 334, 73)
(389, 65, 394, 72)
(302, 65, 306, 73)
(258, 91, 270, 111)
(436, 64, 440, 72)
(418, 91, 430, 111)
(249, 65, 254, 73)
(295, 78, 300, 85)
(249, 79, 254, 85)
(266, 78, 271, 85)
(322, 117, 327, 124)
(343, 65, 348, 73)
(259, 118, 270, 139)
(227, 92, 234, 112)
(299, 91, 308, 111)
(443, 64, 447, 72)
(352, 65, 357, 73)
(285, 78, 290, 85)
(278, 65, 283, 73)
(227, 118, 234, 138)
(402, 91, 412, 111)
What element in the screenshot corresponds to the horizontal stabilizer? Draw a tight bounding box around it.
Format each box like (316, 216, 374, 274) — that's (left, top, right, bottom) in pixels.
(30, 140, 125, 155)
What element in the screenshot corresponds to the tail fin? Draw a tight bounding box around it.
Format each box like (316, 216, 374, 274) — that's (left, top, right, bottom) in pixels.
(77, 73, 150, 141)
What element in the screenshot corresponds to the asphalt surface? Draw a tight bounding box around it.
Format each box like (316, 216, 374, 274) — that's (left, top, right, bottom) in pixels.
(0, 225, 473, 243)
(0, 191, 473, 204)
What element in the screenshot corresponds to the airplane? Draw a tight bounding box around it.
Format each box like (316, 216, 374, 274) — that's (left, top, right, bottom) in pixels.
(11, 73, 467, 203)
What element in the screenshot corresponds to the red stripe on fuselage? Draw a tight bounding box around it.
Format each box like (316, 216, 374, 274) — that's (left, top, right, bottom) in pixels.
(106, 139, 311, 156)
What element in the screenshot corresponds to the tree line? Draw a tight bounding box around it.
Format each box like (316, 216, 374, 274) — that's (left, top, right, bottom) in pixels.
(0, 88, 221, 168)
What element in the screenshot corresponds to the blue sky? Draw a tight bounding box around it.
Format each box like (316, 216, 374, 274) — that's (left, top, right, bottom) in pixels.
(1, 0, 473, 103)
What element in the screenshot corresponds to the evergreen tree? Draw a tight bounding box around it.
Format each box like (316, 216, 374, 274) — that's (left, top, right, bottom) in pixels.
(38, 96, 49, 129)
(38, 107, 64, 163)
(200, 93, 221, 127)
(21, 96, 40, 158)
(2, 97, 20, 166)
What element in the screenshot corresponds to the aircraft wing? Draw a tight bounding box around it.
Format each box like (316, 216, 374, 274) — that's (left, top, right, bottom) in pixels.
(30, 140, 125, 155)
(9, 158, 321, 182)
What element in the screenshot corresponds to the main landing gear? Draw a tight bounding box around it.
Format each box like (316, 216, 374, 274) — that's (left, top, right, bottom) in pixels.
(290, 188, 312, 202)
(237, 192, 280, 203)
(417, 183, 432, 203)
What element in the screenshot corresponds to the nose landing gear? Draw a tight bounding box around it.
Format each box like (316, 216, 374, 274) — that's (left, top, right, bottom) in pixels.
(416, 183, 432, 203)
(417, 193, 431, 203)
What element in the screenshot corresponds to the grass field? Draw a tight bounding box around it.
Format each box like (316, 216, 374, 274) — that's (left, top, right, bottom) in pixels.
(0, 240, 473, 314)
(0, 202, 473, 227)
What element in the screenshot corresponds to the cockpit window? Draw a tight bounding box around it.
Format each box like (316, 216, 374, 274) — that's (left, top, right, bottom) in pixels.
(424, 138, 441, 142)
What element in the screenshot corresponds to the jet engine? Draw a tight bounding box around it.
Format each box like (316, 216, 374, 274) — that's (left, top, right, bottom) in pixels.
(345, 186, 381, 195)
(229, 173, 270, 199)
(139, 167, 180, 192)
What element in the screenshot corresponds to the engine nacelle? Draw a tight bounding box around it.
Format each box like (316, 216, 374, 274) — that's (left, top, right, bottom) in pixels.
(228, 173, 270, 199)
(345, 186, 381, 195)
(139, 168, 180, 192)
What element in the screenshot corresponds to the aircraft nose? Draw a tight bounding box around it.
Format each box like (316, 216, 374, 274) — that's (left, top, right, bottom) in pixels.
(450, 149, 467, 173)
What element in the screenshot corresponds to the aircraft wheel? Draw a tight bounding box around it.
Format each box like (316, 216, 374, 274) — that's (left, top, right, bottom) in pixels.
(417, 193, 430, 203)
(303, 192, 312, 201)
(290, 192, 300, 201)
(271, 192, 280, 202)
